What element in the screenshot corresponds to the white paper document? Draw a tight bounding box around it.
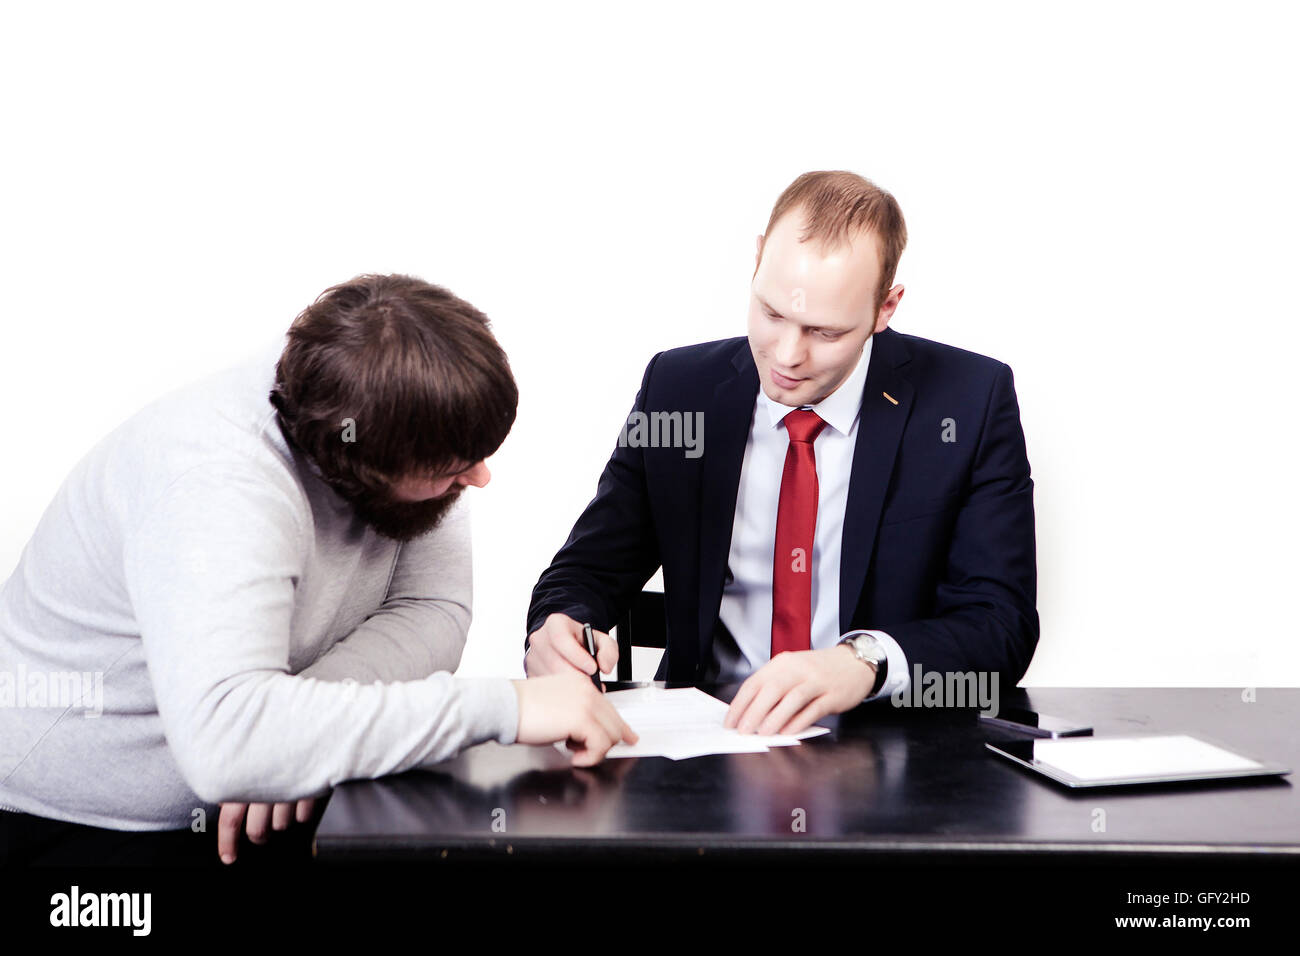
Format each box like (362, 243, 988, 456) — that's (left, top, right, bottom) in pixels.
(593, 686, 830, 761)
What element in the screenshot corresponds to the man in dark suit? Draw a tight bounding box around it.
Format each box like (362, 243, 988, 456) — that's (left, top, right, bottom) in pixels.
(525, 170, 1037, 735)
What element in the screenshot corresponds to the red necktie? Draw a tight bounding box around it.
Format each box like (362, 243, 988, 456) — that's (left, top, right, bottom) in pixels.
(771, 409, 827, 657)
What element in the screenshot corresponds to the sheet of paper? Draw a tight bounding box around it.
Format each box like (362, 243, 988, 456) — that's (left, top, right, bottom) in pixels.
(596, 686, 830, 761)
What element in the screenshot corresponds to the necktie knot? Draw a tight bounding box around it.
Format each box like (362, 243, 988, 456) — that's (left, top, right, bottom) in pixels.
(783, 409, 826, 444)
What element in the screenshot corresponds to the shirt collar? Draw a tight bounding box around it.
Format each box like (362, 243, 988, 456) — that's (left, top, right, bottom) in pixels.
(759, 333, 874, 436)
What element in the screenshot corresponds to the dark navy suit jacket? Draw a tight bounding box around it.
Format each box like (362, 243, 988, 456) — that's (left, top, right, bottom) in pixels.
(526, 327, 1038, 688)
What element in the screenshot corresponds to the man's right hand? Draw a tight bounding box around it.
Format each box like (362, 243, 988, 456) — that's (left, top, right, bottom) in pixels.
(525, 612, 619, 678)
(511, 672, 638, 767)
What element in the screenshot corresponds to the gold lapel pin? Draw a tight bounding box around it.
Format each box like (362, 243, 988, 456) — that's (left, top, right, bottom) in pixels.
(882, 391, 899, 405)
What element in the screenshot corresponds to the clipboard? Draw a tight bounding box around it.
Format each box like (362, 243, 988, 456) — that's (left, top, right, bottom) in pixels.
(985, 733, 1290, 788)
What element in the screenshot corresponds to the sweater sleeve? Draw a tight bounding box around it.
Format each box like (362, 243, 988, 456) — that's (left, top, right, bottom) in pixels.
(121, 464, 518, 805)
(296, 495, 473, 683)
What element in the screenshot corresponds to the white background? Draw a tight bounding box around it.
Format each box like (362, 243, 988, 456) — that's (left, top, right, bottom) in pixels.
(2, 1, 1296, 686)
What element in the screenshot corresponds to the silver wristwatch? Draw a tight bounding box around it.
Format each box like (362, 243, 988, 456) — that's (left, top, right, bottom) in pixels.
(838, 630, 888, 697)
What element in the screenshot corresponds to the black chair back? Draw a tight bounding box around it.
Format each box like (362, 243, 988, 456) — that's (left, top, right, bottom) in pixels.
(614, 590, 666, 681)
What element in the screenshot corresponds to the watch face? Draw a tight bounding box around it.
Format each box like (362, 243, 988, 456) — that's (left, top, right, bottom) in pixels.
(854, 635, 882, 660)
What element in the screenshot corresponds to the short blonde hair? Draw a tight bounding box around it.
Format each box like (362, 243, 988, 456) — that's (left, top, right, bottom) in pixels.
(761, 170, 908, 312)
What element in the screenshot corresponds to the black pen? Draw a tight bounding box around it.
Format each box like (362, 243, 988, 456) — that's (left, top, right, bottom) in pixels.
(581, 623, 603, 692)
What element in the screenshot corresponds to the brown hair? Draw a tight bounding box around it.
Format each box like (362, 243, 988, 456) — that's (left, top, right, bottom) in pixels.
(760, 170, 908, 312)
(269, 274, 518, 500)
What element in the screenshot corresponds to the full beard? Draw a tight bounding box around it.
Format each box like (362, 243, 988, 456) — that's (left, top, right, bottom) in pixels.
(344, 485, 463, 543)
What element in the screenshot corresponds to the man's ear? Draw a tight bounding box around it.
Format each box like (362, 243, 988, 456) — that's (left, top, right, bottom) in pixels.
(874, 284, 905, 334)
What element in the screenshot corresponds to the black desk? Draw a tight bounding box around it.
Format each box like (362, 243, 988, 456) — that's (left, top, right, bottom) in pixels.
(314, 687, 1298, 864)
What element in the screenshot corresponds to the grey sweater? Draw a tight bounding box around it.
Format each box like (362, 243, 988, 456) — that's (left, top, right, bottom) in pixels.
(0, 342, 518, 830)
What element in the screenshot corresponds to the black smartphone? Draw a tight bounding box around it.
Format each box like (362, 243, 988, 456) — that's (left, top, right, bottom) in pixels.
(978, 707, 1092, 738)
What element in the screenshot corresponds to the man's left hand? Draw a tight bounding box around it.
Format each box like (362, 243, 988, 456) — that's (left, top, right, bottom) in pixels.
(724, 646, 876, 735)
(218, 798, 317, 864)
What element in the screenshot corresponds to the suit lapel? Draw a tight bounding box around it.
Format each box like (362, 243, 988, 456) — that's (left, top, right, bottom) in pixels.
(839, 327, 914, 631)
(696, 343, 759, 670)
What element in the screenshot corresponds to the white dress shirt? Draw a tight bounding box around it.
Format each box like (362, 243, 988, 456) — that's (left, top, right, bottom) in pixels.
(711, 335, 911, 701)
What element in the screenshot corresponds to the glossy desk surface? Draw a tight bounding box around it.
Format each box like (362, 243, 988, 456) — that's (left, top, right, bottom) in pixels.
(313, 686, 1298, 863)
